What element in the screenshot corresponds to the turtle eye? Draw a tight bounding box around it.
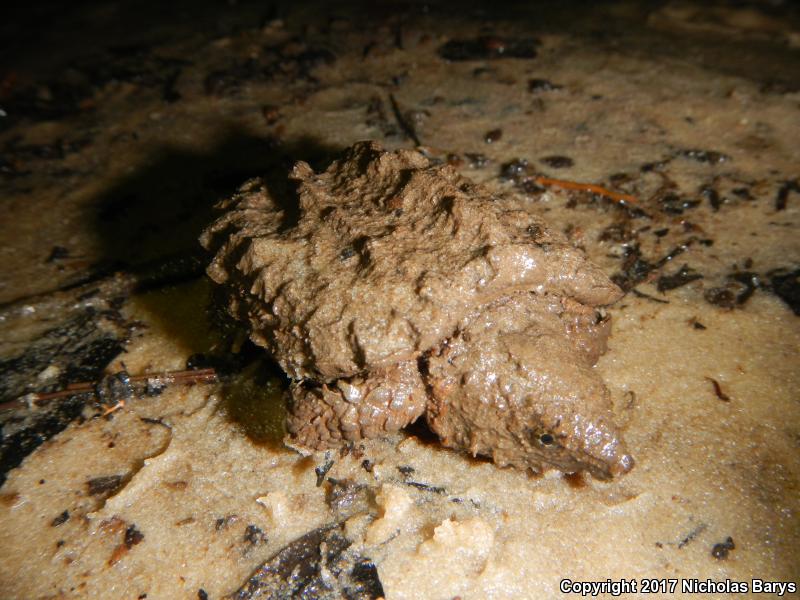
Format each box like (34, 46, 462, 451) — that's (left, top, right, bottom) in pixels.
(539, 433, 554, 446)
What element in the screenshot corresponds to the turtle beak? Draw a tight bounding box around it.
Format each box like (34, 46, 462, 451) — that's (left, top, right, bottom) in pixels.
(550, 414, 635, 480)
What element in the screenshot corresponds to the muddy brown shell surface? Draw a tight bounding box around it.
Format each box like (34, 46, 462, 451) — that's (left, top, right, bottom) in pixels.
(201, 141, 622, 381)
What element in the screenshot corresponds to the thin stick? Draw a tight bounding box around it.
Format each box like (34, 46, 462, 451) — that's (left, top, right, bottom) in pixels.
(388, 93, 421, 147)
(533, 175, 640, 207)
(0, 368, 218, 411)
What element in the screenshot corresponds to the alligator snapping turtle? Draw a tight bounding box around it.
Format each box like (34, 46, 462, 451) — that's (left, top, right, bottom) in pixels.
(201, 141, 633, 479)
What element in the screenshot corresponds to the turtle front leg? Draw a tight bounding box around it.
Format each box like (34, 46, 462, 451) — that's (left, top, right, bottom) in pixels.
(286, 361, 427, 450)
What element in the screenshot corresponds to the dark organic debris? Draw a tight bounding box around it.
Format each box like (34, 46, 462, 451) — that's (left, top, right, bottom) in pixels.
(540, 155, 574, 169)
(655, 242, 699, 268)
(365, 95, 397, 139)
(396, 466, 445, 493)
(438, 36, 540, 61)
(463, 153, 490, 169)
(51, 510, 70, 527)
(528, 78, 562, 93)
(688, 317, 707, 330)
(701, 184, 721, 211)
(87, 474, 125, 497)
(388, 94, 422, 147)
(499, 158, 529, 182)
(231, 524, 383, 600)
(0, 308, 128, 403)
(215, 515, 238, 531)
(0, 368, 218, 412)
(404, 480, 446, 494)
(608, 172, 634, 187)
(349, 559, 385, 599)
(704, 287, 736, 309)
(775, 179, 800, 211)
(325, 478, 370, 518)
(244, 524, 268, 546)
(598, 222, 634, 244)
(659, 193, 700, 215)
(563, 472, 586, 489)
(518, 178, 546, 196)
(315, 455, 335, 486)
(46, 246, 71, 263)
(186, 351, 253, 377)
(124, 524, 145, 548)
(611, 245, 653, 292)
(711, 536, 735, 560)
(0, 393, 85, 487)
(613, 240, 704, 293)
(768, 268, 800, 315)
(730, 272, 760, 304)
(498, 157, 542, 192)
(94, 371, 134, 406)
(731, 187, 753, 201)
(704, 271, 761, 309)
(657, 264, 703, 292)
(631, 288, 669, 304)
(640, 159, 670, 173)
(675, 149, 730, 164)
(648, 181, 704, 216)
(678, 522, 707, 549)
(705, 377, 731, 402)
(130, 252, 209, 293)
(484, 128, 502, 144)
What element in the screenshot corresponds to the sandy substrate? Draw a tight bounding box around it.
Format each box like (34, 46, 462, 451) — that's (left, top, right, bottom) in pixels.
(1, 1, 798, 598)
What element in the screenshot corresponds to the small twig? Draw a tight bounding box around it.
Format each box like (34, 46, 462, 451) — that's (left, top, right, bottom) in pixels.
(388, 93, 421, 147)
(631, 288, 669, 304)
(0, 368, 218, 411)
(705, 377, 731, 402)
(102, 400, 127, 416)
(677, 522, 707, 549)
(533, 175, 643, 211)
(775, 178, 799, 211)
